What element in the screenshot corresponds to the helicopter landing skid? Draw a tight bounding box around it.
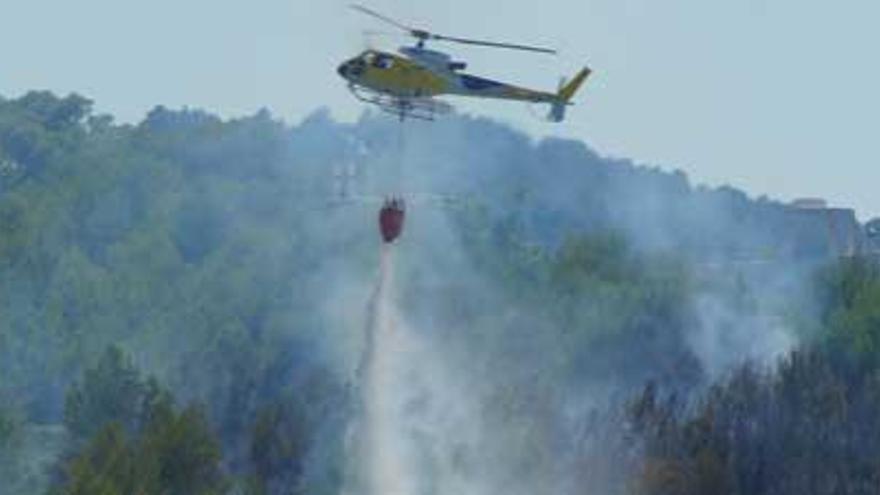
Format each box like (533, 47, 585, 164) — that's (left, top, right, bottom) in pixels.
(348, 84, 452, 121)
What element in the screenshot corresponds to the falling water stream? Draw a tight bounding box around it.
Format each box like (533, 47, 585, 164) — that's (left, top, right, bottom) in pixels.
(344, 245, 420, 495)
(342, 238, 491, 495)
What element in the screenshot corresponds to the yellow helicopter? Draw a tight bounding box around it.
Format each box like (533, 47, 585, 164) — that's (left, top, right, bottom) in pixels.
(338, 5, 591, 122)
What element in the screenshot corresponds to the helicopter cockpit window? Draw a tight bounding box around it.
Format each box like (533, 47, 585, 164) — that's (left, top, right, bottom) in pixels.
(348, 59, 366, 76)
(372, 54, 394, 69)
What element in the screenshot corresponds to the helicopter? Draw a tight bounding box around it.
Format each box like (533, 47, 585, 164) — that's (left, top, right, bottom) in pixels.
(338, 5, 591, 122)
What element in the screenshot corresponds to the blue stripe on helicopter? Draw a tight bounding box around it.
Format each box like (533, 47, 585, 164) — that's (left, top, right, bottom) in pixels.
(460, 75, 504, 91)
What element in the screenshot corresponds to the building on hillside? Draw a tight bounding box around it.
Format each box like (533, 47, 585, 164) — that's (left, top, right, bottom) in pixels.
(787, 198, 865, 258)
(866, 218, 880, 255)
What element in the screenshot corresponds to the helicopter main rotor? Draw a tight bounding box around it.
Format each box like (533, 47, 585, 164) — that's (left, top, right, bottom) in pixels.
(350, 4, 557, 54)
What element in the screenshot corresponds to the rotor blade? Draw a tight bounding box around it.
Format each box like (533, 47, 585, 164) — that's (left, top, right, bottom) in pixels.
(350, 4, 556, 53)
(433, 34, 557, 54)
(363, 29, 408, 38)
(350, 4, 413, 33)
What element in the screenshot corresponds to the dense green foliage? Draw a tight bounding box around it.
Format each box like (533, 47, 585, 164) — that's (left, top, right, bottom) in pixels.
(28, 346, 223, 494)
(0, 91, 876, 494)
(0, 93, 349, 494)
(56, 407, 226, 495)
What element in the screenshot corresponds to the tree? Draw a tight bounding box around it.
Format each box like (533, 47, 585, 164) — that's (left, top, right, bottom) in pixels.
(63, 345, 146, 442)
(16, 91, 92, 130)
(0, 405, 19, 447)
(249, 401, 309, 494)
(60, 406, 227, 495)
(140, 406, 227, 495)
(61, 423, 152, 495)
(0, 404, 23, 489)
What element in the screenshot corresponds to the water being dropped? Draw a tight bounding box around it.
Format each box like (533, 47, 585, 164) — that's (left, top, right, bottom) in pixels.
(342, 246, 486, 495)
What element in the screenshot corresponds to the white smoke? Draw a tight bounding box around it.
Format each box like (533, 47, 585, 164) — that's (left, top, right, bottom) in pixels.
(688, 293, 796, 380)
(299, 113, 822, 495)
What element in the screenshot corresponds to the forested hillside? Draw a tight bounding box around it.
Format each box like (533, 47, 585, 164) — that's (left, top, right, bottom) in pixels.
(1, 92, 878, 494)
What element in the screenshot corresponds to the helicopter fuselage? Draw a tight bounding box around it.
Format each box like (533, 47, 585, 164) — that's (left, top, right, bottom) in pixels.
(337, 49, 558, 104)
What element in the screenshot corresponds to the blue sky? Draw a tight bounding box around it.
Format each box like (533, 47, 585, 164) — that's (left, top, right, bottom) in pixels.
(2, 0, 878, 218)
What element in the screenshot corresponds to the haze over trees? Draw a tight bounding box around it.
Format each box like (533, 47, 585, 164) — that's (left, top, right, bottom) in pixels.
(0, 91, 877, 494)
